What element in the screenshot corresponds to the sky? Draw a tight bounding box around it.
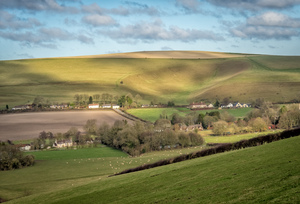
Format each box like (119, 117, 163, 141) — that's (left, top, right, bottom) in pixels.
(1, 0, 300, 60)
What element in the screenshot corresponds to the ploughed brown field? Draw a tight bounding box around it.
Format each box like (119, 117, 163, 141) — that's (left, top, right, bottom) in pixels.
(0, 111, 128, 141)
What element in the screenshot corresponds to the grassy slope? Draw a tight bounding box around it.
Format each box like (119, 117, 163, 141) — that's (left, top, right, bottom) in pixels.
(8, 135, 300, 204)
(0, 145, 207, 202)
(1, 52, 300, 109)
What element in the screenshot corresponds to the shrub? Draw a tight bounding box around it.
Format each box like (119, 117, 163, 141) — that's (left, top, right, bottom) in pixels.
(212, 120, 228, 136)
(0, 145, 35, 171)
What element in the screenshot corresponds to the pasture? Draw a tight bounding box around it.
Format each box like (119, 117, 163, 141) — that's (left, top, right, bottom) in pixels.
(0, 110, 129, 141)
(126, 107, 253, 122)
(0, 52, 300, 109)
(0, 144, 207, 202)
(2, 135, 299, 203)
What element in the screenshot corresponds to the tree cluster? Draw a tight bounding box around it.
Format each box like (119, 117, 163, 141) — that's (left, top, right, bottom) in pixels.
(96, 120, 204, 156)
(0, 142, 35, 171)
(212, 102, 300, 136)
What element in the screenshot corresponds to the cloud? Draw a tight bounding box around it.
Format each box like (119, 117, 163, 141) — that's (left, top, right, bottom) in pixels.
(81, 3, 104, 14)
(176, 0, 201, 13)
(0, 0, 79, 13)
(231, 25, 299, 40)
(77, 35, 94, 44)
(81, 2, 162, 16)
(247, 12, 300, 28)
(230, 12, 300, 40)
(207, 0, 300, 10)
(98, 19, 224, 42)
(0, 27, 94, 48)
(161, 46, 173, 50)
(0, 11, 42, 30)
(82, 14, 118, 26)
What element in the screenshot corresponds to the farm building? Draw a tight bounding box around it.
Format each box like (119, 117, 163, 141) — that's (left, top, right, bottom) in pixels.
(189, 102, 207, 109)
(102, 104, 120, 109)
(12, 104, 32, 110)
(53, 139, 73, 148)
(16, 144, 31, 151)
(50, 104, 69, 109)
(88, 104, 100, 109)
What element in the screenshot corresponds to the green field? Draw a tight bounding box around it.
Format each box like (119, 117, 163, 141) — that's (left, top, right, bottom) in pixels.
(1, 52, 300, 109)
(127, 107, 253, 122)
(2, 135, 299, 203)
(201, 130, 282, 143)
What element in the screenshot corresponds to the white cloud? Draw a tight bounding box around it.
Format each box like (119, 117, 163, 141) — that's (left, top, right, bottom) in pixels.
(82, 14, 118, 26)
(0, 11, 42, 30)
(176, 0, 201, 13)
(98, 19, 224, 42)
(208, 0, 300, 10)
(247, 12, 300, 28)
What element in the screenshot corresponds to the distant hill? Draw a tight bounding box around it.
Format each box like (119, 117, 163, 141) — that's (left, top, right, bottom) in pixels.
(65, 50, 252, 59)
(0, 51, 299, 108)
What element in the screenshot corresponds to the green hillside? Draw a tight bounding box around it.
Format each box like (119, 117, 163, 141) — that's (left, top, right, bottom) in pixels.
(0, 51, 300, 108)
(6, 135, 300, 204)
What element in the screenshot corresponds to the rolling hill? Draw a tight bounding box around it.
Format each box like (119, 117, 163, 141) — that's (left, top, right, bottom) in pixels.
(0, 51, 300, 108)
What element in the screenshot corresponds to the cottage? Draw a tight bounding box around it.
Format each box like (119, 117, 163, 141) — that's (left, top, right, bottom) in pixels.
(208, 103, 214, 108)
(112, 104, 120, 109)
(16, 144, 31, 151)
(53, 138, 73, 148)
(102, 104, 112, 108)
(189, 102, 207, 109)
(233, 102, 243, 108)
(50, 104, 68, 109)
(12, 104, 31, 110)
(89, 104, 100, 109)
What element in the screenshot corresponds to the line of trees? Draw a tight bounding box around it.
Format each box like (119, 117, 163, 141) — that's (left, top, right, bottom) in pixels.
(73, 93, 143, 108)
(0, 142, 35, 171)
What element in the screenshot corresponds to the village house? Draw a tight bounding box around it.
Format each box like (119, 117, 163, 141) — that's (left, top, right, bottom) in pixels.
(102, 104, 112, 108)
(12, 104, 32, 110)
(189, 102, 207, 109)
(208, 103, 214, 108)
(179, 123, 203, 131)
(233, 102, 243, 108)
(88, 103, 100, 109)
(53, 138, 73, 148)
(112, 104, 120, 109)
(102, 104, 120, 109)
(50, 104, 68, 109)
(16, 144, 31, 151)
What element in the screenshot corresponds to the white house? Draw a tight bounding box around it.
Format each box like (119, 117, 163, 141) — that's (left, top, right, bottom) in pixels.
(189, 102, 207, 109)
(53, 138, 73, 148)
(233, 102, 243, 108)
(89, 104, 100, 109)
(112, 104, 120, 109)
(208, 104, 214, 108)
(102, 104, 112, 108)
(12, 104, 31, 110)
(18, 144, 31, 151)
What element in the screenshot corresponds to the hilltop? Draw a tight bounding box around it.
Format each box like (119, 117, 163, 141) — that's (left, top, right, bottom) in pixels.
(62, 50, 252, 59)
(0, 51, 299, 108)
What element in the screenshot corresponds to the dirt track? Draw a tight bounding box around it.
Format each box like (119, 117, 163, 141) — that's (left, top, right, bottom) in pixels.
(0, 111, 129, 141)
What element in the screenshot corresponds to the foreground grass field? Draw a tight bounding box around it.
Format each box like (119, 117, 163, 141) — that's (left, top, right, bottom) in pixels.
(5, 135, 299, 203)
(0, 144, 207, 202)
(127, 107, 253, 122)
(1, 51, 300, 109)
